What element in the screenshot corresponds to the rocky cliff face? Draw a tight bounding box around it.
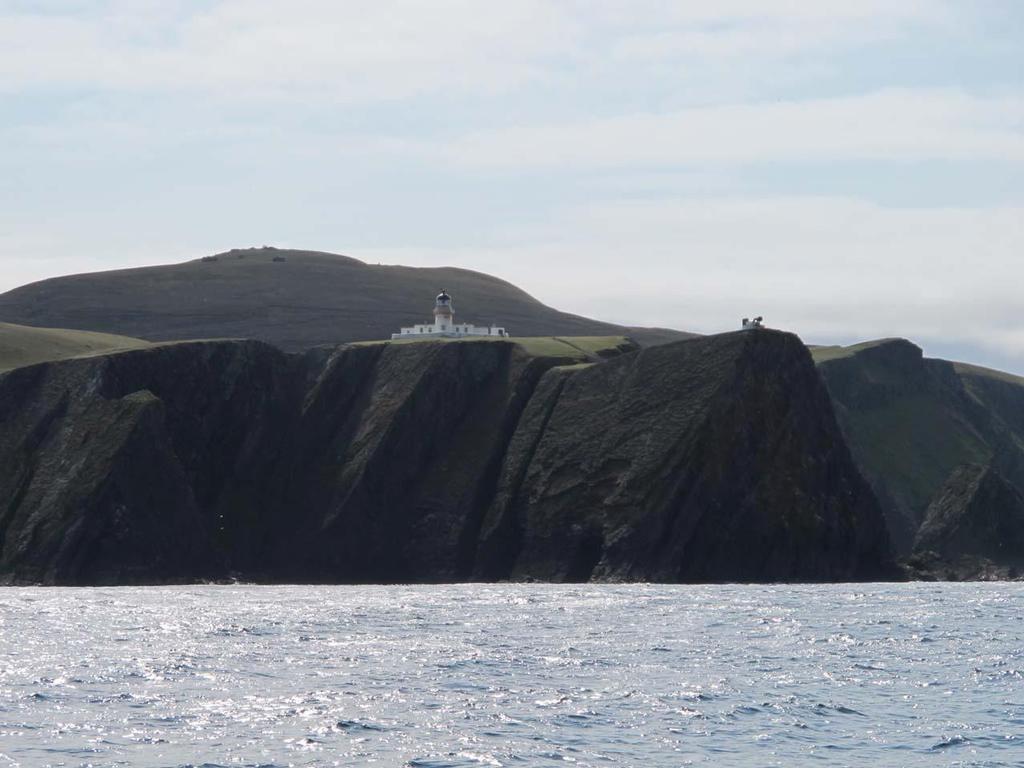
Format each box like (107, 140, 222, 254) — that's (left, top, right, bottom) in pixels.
(0, 341, 296, 584)
(476, 331, 889, 582)
(815, 339, 1024, 555)
(0, 332, 892, 585)
(913, 464, 1024, 574)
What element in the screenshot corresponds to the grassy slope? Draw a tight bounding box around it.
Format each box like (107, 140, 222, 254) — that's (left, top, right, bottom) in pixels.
(840, 398, 990, 516)
(808, 339, 902, 364)
(953, 362, 1024, 388)
(514, 335, 635, 360)
(357, 335, 636, 364)
(0, 248, 693, 352)
(0, 322, 150, 373)
(813, 338, 1024, 553)
(815, 340, 991, 508)
(955, 363, 1024, 466)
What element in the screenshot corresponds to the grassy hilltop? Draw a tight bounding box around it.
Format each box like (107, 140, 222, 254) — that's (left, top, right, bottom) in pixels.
(0, 322, 150, 373)
(0, 248, 691, 352)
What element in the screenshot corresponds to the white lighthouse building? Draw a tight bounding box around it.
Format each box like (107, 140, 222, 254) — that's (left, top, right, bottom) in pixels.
(392, 291, 509, 340)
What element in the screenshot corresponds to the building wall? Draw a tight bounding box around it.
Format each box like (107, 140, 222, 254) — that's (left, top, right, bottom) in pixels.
(392, 322, 508, 340)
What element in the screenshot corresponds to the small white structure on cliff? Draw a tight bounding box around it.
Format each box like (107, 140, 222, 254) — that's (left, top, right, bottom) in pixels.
(392, 291, 508, 340)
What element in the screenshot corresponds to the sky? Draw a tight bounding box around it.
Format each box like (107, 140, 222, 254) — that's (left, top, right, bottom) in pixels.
(2, 1, 1023, 371)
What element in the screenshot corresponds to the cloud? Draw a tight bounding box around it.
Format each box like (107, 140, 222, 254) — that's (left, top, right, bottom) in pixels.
(439, 89, 1024, 169)
(0, 1, 578, 99)
(0, 1, 949, 100)
(608, 0, 949, 60)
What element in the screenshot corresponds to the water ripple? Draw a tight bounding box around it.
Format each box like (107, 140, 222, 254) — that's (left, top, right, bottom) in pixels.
(0, 583, 1022, 766)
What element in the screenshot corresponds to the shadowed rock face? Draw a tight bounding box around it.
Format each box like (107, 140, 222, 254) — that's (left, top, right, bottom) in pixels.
(815, 340, 1024, 556)
(914, 464, 1024, 568)
(0, 341, 296, 584)
(270, 341, 561, 583)
(0, 332, 892, 585)
(476, 331, 890, 583)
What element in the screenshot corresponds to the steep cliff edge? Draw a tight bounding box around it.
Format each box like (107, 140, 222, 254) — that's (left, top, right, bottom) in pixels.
(476, 331, 890, 582)
(909, 463, 1024, 579)
(0, 333, 891, 585)
(0, 341, 295, 583)
(269, 340, 563, 582)
(814, 340, 1024, 555)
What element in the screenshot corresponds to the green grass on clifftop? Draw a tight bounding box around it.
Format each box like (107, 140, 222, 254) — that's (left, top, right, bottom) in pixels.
(356, 335, 636, 363)
(808, 339, 902, 364)
(0, 322, 150, 373)
(513, 335, 636, 360)
(953, 362, 1024, 388)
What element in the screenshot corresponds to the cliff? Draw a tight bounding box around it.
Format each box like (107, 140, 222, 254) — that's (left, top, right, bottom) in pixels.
(910, 463, 1024, 579)
(813, 339, 1024, 555)
(476, 331, 889, 582)
(0, 331, 891, 585)
(0, 341, 296, 584)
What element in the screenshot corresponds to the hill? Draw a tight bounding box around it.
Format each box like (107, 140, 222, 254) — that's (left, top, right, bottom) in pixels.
(812, 339, 1024, 555)
(0, 248, 692, 352)
(0, 322, 149, 373)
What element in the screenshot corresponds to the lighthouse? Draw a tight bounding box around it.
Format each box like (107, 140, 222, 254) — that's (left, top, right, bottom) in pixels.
(433, 290, 454, 332)
(391, 291, 508, 340)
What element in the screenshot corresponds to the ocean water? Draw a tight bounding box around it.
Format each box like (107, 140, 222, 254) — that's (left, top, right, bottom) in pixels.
(0, 584, 1022, 767)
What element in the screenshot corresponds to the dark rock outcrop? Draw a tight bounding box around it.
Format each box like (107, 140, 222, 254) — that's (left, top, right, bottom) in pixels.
(270, 340, 563, 582)
(0, 341, 296, 583)
(912, 464, 1024, 577)
(476, 331, 890, 582)
(0, 332, 892, 585)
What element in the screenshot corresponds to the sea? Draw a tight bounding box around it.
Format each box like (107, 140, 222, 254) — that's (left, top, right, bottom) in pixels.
(0, 584, 1021, 767)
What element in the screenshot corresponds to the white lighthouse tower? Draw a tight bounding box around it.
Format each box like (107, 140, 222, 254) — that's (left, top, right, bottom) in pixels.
(433, 290, 454, 332)
(391, 290, 508, 340)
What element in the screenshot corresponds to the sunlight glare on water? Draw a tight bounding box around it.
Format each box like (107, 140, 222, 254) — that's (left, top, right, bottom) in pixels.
(0, 583, 1022, 767)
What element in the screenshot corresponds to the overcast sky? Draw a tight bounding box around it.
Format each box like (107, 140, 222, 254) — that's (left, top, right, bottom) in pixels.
(2, 1, 1022, 370)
